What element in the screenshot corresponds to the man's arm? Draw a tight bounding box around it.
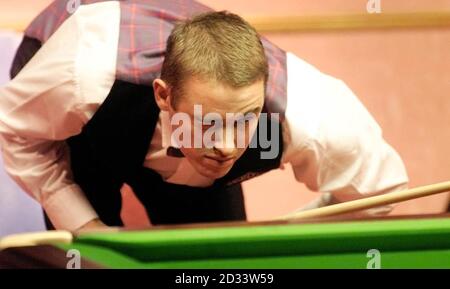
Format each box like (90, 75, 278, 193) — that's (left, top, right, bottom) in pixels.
(0, 134, 99, 231)
(282, 52, 409, 215)
(0, 2, 120, 231)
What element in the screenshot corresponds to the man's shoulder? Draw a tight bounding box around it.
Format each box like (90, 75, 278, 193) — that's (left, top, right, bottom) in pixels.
(286, 52, 345, 91)
(284, 52, 382, 162)
(25, 1, 120, 43)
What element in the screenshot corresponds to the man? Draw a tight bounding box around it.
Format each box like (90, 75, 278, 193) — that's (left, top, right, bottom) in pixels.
(0, 0, 408, 232)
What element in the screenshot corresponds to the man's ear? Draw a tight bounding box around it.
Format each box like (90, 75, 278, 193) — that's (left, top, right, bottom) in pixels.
(153, 79, 172, 111)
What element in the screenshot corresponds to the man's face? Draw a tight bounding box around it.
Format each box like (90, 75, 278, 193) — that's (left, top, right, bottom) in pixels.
(167, 77, 264, 179)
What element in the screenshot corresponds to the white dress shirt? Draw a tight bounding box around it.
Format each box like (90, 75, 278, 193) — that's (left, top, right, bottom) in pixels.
(0, 2, 408, 231)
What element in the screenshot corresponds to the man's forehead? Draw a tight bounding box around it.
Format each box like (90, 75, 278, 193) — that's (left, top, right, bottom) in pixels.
(177, 77, 264, 114)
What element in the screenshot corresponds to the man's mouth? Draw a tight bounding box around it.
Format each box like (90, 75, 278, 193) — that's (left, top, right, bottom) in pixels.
(204, 155, 235, 166)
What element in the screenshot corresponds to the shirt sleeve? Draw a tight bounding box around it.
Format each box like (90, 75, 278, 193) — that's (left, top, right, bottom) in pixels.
(0, 2, 120, 230)
(282, 52, 409, 216)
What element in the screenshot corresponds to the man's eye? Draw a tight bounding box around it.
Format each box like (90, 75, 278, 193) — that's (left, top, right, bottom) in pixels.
(202, 120, 216, 130)
(202, 119, 215, 126)
(234, 120, 249, 128)
(247, 114, 258, 121)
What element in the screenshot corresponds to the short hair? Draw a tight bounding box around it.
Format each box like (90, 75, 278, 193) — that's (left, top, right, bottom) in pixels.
(161, 11, 268, 106)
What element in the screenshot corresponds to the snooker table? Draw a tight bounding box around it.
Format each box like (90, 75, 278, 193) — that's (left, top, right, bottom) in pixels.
(2, 214, 450, 269)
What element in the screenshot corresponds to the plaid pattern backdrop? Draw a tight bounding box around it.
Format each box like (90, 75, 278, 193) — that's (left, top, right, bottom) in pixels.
(25, 0, 287, 117)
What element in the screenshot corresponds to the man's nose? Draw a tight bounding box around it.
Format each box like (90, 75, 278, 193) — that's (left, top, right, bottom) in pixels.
(214, 146, 236, 158)
(213, 129, 237, 157)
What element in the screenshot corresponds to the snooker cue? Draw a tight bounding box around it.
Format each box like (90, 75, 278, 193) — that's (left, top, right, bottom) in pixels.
(276, 181, 450, 221)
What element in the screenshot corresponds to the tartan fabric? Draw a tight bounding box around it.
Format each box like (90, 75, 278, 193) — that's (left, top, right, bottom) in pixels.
(24, 0, 287, 116)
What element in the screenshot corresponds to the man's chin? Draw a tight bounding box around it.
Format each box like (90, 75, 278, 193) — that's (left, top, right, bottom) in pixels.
(197, 166, 233, 179)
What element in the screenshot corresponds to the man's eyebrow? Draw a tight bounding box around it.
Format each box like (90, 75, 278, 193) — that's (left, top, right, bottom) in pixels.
(243, 106, 261, 116)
